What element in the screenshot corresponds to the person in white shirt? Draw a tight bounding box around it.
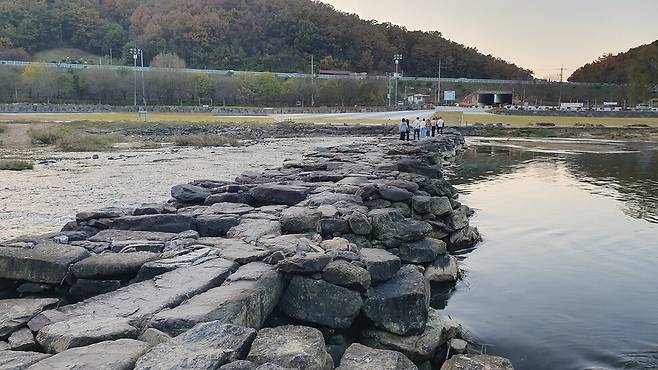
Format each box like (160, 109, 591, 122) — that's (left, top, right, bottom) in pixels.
(437, 116, 445, 135)
(430, 118, 437, 137)
(399, 119, 409, 141)
(412, 117, 421, 140)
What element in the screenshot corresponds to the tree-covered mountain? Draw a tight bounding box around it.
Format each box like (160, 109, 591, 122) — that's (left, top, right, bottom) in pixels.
(569, 40, 658, 84)
(0, 0, 533, 79)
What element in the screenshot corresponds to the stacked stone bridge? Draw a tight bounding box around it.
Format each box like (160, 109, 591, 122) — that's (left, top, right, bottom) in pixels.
(0, 131, 513, 370)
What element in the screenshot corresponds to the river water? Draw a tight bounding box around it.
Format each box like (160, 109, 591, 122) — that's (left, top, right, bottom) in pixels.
(441, 138, 658, 370)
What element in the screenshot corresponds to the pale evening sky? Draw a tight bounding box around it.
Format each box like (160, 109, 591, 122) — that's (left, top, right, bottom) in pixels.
(321, 0, 658, 79)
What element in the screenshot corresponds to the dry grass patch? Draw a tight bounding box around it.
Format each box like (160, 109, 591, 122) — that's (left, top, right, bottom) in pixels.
(0, 159, 34, 171)
(27, 126, 122, 151)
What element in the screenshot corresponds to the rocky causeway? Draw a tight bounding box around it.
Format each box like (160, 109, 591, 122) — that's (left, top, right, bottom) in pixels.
(0, 130, 515, 370)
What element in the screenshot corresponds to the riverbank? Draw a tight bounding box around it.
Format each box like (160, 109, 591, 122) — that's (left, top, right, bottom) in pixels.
(0, 132, 515, 369)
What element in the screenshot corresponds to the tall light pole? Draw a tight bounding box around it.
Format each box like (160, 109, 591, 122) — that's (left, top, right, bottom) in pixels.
(394, 54, 402, 107)
(129, 47, 140, 107)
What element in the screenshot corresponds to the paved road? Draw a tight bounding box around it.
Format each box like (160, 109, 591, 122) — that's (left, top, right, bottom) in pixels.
(273, 107, 491, 122)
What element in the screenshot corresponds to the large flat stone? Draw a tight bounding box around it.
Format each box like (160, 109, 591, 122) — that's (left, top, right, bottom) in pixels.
(29, 258, 238, 331)
(89, 230, 177, 243)
(359, 248, 401, 282)
(279, 276, 362, 329)
(134, 248, 219, 281)
(36, 316, 139, 353)
(0, 244, 90, 284)
(171, 184, 211, 205)
(247, 325, 333, 370)
(0, 351, 51, 370)
(227, 219, 282, 243)
(0, 298, 59, 339)
(134, 322, 256, 370)
(112, 215, 196, 233)
(440, 354, 514, 370)
(26, 339, 151, 370)
(149, 262, 284, 336)
(250, 185, 309, 206)
(197, 238, 271, 264)
(336, 343, 417, 370)
(71, 252, 160, 280)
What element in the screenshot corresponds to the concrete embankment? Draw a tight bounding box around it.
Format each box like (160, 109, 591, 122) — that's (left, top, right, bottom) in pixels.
(0, 131, 514, 370)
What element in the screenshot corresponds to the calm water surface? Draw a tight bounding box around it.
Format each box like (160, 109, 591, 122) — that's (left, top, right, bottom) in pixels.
(440, 138, 658, 370)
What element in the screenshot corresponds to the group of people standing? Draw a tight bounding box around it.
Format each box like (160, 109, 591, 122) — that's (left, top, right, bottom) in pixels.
(399, 116, 445, 141)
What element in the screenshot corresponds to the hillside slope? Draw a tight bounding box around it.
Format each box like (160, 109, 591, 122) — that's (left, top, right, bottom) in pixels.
(0, 0, 532, 79)
(569, 41, 658, 83)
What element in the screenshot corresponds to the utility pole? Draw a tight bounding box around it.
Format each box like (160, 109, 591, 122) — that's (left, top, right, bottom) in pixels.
(387, 73, 392, 107)
(558, 64, 565, 106)
(140, 50, 146, 107)
(394, 54, 403, 107)
(109, 48, 113, 65)
(130, 48, 138, 106)
(436, 59, 447, 105)
(311, 55, 315, 106)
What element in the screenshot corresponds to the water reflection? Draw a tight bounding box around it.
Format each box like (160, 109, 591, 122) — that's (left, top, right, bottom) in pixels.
(439, 138, 658, 370)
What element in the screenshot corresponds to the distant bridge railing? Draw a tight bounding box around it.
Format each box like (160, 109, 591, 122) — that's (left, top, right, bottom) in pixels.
(0, 60, 618, 87)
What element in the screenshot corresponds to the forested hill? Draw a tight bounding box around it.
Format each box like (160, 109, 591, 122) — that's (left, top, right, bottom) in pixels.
(569, 40, 658, 83)
(0, 0, 533, 79)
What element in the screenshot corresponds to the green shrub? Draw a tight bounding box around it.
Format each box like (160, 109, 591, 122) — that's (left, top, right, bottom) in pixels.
(0, 159, 34, 171)
(27, 127, 63, 144)
(173, 134, 239, 147)
(55, 133, 120, 152)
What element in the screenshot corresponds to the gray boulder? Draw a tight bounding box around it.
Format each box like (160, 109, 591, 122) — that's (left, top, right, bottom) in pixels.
(134, 323, 256, 370)
(30, 258, 237, 331)
(112, 215, 196, 233)
(449, 227, 481, 250)
(398, 158, 442, 178)
(36, 316, 139, 353)
(429, 197, 453, 216)
(317, 218, 350, 237)
(378, 186, 412, 202)
(425, 255, 459, 284)
(208, 203, 255, 215)
(89, 230, 177, 243)
(205, 193, 255, 206)
(347, 213, 372, 235)
(322, 260, 371, 292)
(440, 355, 514, 370)
(280, 207, 322, 234)
(7, 328, 37, 351)
(149, 263, 283, 336)
(0, 244, 89, 284)
(69, 279, 122, 300)
(359, 249, 401, 283)
(195, 215, 241, 237)
(71, 252, 160, 280)
(76, 208, 132, 222)
(0, 351, 50, 370)
(276, 253, 331, 274)
(369, 209, 431, 244)
(26, 339, 150, 370)
(399, 238, 446, 264)
(171, 184, 211, 205)
(303, 192, 362, 207)
(336, 343, 417, 370)
(320, 238, 356, 252)
(133, 203, 177, 216)
(411, 196, 432, 214)
(250, 185, 308, 206)
(0, 298, 59, 339)
(361, 308, 461, 361)
(247, 325, 333, 370)
(227, 219, 282, 243)
(279, 276, 362, 329)
(363, 265, 430, 336)
(138, 328, 171, 347)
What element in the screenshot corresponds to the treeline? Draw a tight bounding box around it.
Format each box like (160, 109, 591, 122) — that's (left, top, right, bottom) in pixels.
(0, 64, 626, 107)
(0, 64, 390, 106)
(0, 0, 533, 80)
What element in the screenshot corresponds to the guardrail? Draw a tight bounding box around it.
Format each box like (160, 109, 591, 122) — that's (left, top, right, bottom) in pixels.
(0, 60, 618, 87)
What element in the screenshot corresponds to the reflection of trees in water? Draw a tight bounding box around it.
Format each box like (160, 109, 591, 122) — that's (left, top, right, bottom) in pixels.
(565, 150, 658, 224)
(447, 146, 555, 188)
(450, 144, 658, 224)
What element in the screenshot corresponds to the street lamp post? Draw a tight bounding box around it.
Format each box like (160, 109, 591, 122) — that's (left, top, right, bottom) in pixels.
(394, 54, 402, 107)
(129, 47, 144, 107)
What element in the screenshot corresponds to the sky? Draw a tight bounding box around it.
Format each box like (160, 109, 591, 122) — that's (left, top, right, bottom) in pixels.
(321, 0, 658, 79)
